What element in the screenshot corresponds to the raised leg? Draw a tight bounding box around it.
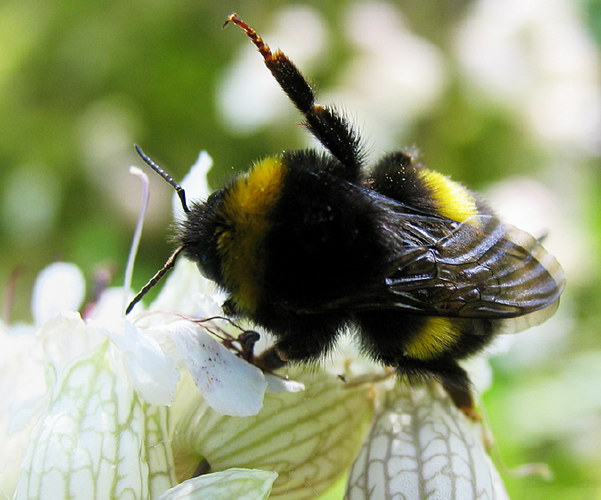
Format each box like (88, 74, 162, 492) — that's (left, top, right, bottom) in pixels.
(224, 13, 364, 178)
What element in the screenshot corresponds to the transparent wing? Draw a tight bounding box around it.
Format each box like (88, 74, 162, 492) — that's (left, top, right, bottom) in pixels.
(312, 203, 565, 321)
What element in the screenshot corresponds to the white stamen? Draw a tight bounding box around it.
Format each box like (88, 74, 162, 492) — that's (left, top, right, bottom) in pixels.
(123, 166, 150, 314)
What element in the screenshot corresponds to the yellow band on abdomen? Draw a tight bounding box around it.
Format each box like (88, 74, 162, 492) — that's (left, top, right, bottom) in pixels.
(217, 156, 285, 312)
(404, 317, 461, 360)
(419, 169, 478, 223)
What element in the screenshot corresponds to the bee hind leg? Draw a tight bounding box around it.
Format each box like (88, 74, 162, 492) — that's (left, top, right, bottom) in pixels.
(440, 376, 481, 421)
(394, 356, 481, 420)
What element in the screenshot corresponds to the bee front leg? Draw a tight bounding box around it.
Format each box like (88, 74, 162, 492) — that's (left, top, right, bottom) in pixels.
(254, 345, 289, 371)
(253, 333, 329, 372)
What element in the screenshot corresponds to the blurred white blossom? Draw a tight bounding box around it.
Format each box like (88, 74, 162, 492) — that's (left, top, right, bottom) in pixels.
(331, 1, 446, 149)
(31, 262, 86, 326)
(455, 0, 601, 153)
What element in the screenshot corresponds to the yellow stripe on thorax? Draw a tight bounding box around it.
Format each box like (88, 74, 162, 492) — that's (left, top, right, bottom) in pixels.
(419, 169, 478, 223)
(404, 317, 461, 360)
(217, 156, 285, 312)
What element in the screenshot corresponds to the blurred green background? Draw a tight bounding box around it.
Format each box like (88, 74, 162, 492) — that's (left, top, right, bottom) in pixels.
(1, 0, 600, 498)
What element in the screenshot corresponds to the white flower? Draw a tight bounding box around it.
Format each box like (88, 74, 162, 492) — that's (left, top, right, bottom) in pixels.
(15, 327, 173, 499)
(0, 321, 45, 496)
(31, 262, 86, 326)
(1, 152, 282, 499)
(346, 382, 508, 500)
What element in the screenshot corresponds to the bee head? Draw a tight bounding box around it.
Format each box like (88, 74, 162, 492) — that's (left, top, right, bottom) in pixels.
(178, 190, 225, 284)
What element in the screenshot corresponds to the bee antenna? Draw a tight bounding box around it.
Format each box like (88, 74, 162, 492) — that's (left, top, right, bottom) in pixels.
(125, 245, 185, 314)
(134, 144, 190, 213)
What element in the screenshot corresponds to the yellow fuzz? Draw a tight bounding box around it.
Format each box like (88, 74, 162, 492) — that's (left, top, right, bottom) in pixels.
(217, 156, 285, 312)
(404, 317, 462, 360)
(419, 169, 478, 223)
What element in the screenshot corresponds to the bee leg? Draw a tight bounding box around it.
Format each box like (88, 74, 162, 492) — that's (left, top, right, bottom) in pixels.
(253, 314, 344, 372)
(237, 330, 261, 362)
(254, 333, 334, 372)
(440, 377, 481, 421)
(393, 356, 481, 420)
(432, 363, 481, 420)
(224, 13, 364, 177)
(254, 345, 288, 371)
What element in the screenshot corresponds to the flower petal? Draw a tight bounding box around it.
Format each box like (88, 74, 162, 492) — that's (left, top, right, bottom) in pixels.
(38, 311, 105, 376)
(265, 374, 305, 394)
(171, 369, 374, 499)
(157, 468, 277, 500)
(172, 151, 213, 223)
(0, 321, 46, 497)
(98, 319, 180, 407)
(14, 340, 174, 500)
(345, 383, 509, 500)
(145, 405, 177, 497)
(31, 263, 85, 326)
(170, 322, 267, 417)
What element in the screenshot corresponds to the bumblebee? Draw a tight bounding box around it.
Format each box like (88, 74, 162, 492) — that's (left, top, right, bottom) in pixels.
(128, 13, 565, 416)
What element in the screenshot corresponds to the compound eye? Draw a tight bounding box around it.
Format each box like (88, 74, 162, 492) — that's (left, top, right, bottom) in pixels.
(196, 252, 221, 282)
